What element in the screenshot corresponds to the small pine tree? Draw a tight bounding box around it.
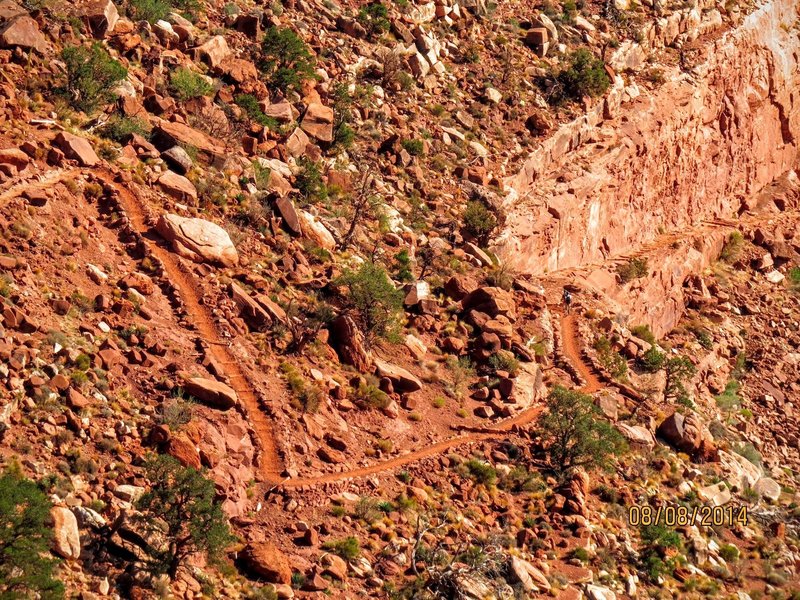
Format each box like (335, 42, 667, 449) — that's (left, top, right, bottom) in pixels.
(61, 43, 127, 113)
(135, 455, 234, 578)
(462, 200, 497, 245)
(664, 356, 696, 403)
(335, 262, 403, 346)
(0, 465, 64, 599)
(537, 385, 626, 481)
(260, 27, 316, 93)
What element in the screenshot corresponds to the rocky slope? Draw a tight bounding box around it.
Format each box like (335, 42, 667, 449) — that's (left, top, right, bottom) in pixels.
(0, 0, 799, 598)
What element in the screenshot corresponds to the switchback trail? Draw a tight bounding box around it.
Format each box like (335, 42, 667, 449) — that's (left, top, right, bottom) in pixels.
(95, 169, 285, 484)
(560, 313, 604, 394)
(90, 167, 611, 488)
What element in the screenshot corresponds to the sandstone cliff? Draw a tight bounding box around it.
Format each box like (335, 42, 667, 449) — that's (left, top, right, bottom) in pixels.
(500, 0, 800, 276)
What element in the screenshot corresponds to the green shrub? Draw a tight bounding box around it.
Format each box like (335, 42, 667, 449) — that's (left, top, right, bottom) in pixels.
(719, 231, 744, 264)
(616, 257, 649, 283)
(719, 543, 739, 562)
(280, 362, 322, 413)
(538, 385, 626, 481)
(357, 2, 390, 39)
(260, 27, 316, 92)
(715, 380, 742, 412)
(463, 459, 497, 486)
(294, 157, 327, 204)
(557, 48, 610, 101)
(128, 0, 170, 22)
(335, 262, 404, 345)
(135, 455, 234, 577)
(630, 324, 656, 345)
(0, 465, 64, 599)
(99, 116, 150, 143)
(128, 0, 201, 22)
(393, 249, 414, 282)
(462, 200, 497, 244)
(351, 378, 390, 410)
(733, 442, 762, 466)
(664, 355, 695, 403)
(170, 68, 213, 101)
(489, 350, 519, 375)
(61, 43, 127, 113)
(235, 94, 279, 129)
(593, 336, 628, 379)
(640, 346, 665, 373)
(789, 266, 800, 291)
(322, 536, 360, 560)
(401, 139, 424, 156)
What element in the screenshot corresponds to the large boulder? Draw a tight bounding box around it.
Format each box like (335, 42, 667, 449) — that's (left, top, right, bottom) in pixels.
(329, 315, 372, 372)
(81, 0, 119, 37)
(0, 15, 49, 53)
(53, 132, 99, 166)
(243, 542, 293, 584)
(184, 377, 238, 409)
(374, 358, 423, 393)
(229, 282, 273, 330)
(461, 286, 516, 320)
(50, 507, 81, 559)
(156, 214, 238, 267)
(300, 102, 334, 142)
(297, 210, 336, 250)
(656, 412, 716, 460)
(157, 170, 197, 203)
(195, 35, 231, 70)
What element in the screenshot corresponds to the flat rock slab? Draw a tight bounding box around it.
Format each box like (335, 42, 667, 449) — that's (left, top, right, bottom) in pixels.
(184, 377, 238, 409)
(54, 132, 99, 166)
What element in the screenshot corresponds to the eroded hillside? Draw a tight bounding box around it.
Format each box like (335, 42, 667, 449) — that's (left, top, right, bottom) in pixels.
(0, 0, 799, 597)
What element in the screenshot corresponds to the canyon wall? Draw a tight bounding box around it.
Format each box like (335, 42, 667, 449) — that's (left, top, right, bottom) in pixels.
(498, 0, 800, 276)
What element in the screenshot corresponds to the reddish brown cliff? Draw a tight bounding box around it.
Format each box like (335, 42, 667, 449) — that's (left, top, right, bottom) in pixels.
(499, 0, 800, 275)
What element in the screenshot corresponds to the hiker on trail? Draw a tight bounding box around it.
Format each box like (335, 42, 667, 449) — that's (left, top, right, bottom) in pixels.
(562, 288, 572, 314)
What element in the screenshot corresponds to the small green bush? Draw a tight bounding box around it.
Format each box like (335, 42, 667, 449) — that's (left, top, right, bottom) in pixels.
(357, 2, 390, 39)
(789, 266, 800, 291)
(715, 380, 742, 412)
(0, 465, 64, 599)
(719, 231, 744, 264)
(557, 48, 610, 101)
(335, 262, 403, 345)
(616, 257, 649, 283)
(260, 27, 316, 92)
(322, 536, 360, 560)
(294, 157, 327, 204)
(462, 200, 497, 244)
(630, 325, 656, 345)
(170, 68, 213, 101)
(280, 362, 321, 413)
(719, 543, 739, 562)
(640, 346, 665, 373)
(488, 350, 519, 375)
(128, 0, 201, 22)
(61, 43, 127, 113)
(99, 116, 150, 143)
(235, 94, 279, 129)
(463, 459, 497, 487)
(401, 139, 424, 156)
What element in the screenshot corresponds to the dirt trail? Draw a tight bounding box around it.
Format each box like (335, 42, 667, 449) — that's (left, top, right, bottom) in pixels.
(94, 169, 285, 484)
(90, 167, 610, 488)
(560, 313, 603, 394)
(0, 168, 74, 203)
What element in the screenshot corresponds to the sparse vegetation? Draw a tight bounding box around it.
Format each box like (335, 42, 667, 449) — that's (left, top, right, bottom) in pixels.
(719, 231, 744, 263)
(556, 48, 611, 101)
(462, 200, 497, 245)
(61, 43, 127, 113)
(170, 68, 214, 101)
(135, 455, 234, 578)
(617, 257, 649, 283)
(322, 536, 360, 560)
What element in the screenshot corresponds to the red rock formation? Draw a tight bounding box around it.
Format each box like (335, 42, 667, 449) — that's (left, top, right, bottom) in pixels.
(500, 0, 800, 276)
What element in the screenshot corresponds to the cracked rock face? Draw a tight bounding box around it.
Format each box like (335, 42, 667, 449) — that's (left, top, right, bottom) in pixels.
(500, 0, 800, 277)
